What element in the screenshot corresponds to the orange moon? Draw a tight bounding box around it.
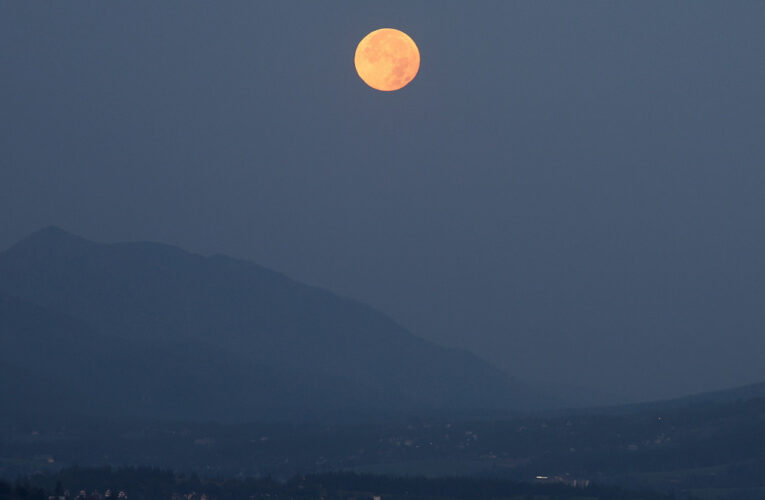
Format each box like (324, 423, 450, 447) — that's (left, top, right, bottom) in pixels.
(354, 28, 420, 91)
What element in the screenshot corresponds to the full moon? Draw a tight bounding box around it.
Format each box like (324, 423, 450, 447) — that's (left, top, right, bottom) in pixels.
(354, 28, 420, 92)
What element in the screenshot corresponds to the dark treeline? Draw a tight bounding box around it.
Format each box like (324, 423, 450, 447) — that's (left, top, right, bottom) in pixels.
(0, 481, 47, 500)
(2, 466, 676, 500)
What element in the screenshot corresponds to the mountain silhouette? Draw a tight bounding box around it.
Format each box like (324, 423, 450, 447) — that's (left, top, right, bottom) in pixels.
(0, 227, 546, 421)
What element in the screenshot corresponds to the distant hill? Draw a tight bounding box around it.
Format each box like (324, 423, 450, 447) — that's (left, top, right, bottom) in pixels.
(615, 380, 765, 413)
(551, 379, 765, 418)
(0, 227, 546, 421)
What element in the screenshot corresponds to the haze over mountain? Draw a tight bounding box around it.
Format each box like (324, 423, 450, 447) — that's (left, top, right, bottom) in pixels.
(3, 2, 765, 405)
(0, 227, 545, 421)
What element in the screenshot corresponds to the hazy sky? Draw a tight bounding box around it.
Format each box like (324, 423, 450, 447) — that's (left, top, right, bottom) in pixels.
(2, 1, 764, 404)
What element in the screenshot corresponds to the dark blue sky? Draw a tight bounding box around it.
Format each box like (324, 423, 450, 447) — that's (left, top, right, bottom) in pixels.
(2, 1, 764, 404)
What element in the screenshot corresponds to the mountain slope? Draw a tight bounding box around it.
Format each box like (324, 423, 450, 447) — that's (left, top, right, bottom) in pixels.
(0, 227, 544, 421)
(0, 291, 345, 421)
